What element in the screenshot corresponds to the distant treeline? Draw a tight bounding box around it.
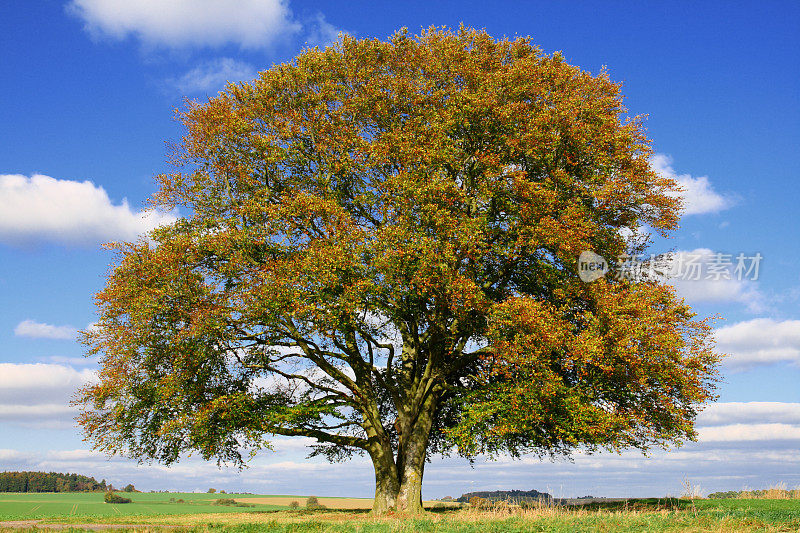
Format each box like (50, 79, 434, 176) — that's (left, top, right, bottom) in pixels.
(708, 488, 800, 499)
(456, 489, 552, 503)
(708, 491, 742, 499)
(0, 471, 112, 493)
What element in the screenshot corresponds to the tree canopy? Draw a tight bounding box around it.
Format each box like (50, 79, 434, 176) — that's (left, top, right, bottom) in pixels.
(77, 27, 720, 514)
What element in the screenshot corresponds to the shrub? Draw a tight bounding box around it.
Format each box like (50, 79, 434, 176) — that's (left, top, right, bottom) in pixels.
(306, 496, 325, 509)
(176, 499, 184, 503)
(214, 498, 238, 506)
(289, 500, 300, 509)
(104, 491, 131, 504)
(469, 496, 486, 509)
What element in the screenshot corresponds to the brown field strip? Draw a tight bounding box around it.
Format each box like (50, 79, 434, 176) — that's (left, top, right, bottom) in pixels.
(236, 496, 373, 509)
(235, 496, 458, 510)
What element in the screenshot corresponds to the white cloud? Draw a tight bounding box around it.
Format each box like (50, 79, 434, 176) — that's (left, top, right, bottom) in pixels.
(665, 248, 765, 312)
(68, 0, 300, 49)
(0, 363, 97, 418)
(698, 423, 800, 442)
(42, 355, 99, 366)
(714, 318, 800, 368)
(698, 402, 800, 426)
(46, 449, 105, 461)
(0, 174, 176, 245)
(691, 402, 800, 442)
(651, 154, 735, 216)
(171, 58, 256, 94)
(0, 404, 78, 422)
(0, 449, 31, 462)
(14, 319, 78, 340)
(304, 13, 342, 48)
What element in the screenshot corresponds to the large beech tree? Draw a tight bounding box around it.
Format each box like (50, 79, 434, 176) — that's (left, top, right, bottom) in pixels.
(77, 27, 720, 514)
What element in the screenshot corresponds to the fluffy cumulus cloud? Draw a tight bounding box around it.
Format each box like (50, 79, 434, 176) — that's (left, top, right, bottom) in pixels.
(656, 248, 766, 312)
(696, 402, 800, 441)
(714, 318, 800, 369)
(68, 0, 300, 49)
(0, 174, 176, 245)
(14, 319, 78, 340)
(171, 58, 256, 94)
(651, 154, 735, 216)
(0, 363, 96, 426)
(698, 402, 800, 426)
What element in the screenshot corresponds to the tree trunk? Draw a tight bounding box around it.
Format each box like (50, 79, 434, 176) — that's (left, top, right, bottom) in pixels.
(369, 444, 399, 514)
(396, 461, 424, 514)
(365, 372, 440, 515)
(368, 391, 437, 515)
(370, 439, 428, 515)
(394, 401, 434, 515)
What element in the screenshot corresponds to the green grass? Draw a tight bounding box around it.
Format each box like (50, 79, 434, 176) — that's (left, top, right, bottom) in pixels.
(0, 492, 285, 521)
(3, 494, 800, 531)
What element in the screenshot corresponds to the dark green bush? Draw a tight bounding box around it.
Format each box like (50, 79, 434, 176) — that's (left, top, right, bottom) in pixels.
(306, 496, 325, 509)
(104, 491, 131, 504)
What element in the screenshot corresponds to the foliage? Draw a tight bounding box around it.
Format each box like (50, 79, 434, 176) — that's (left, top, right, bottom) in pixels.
(0, 471, 109, 493)
(306, 496, 326, 510)
(208, 488, 217, 493)
(76, 26, 721, 513)
(104, 491, 132, 504)
(468, 497, 487, 509)
(457, 489, 551, 503)
(214, 498, 255, 508)
(709, 485, 800, 500)
(289, 500, 300, 509)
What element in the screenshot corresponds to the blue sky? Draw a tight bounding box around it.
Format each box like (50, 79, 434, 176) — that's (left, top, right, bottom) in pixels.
(1, 0, 799, 498)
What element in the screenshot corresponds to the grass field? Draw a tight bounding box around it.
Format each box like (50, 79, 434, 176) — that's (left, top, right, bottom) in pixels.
(2, 493, 800, 531)
(0, 492, 285, 521)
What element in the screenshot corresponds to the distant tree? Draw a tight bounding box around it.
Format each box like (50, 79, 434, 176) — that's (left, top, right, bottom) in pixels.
(469, 496, 487, 509)
(207, 488, 217, 493)
(76, 27, 721, 515)
(123, 484, 136, 492)
(104, 491, 132, 504)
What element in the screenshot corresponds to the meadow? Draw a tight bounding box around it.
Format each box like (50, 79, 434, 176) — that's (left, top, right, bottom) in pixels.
(2, 493, 800, 531)
(0, 492, 284, 521)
